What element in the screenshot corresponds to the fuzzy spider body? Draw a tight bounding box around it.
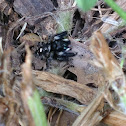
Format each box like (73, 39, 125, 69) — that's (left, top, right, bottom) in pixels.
(35, 31, 76, 62)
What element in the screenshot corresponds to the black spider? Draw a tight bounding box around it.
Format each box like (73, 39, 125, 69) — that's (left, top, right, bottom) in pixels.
(35, 31, 76, 63)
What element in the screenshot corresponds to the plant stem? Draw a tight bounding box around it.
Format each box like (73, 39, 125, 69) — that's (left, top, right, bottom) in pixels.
(104, 0, 126, 21)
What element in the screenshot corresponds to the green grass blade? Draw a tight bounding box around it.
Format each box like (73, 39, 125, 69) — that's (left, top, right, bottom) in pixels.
(104, 0, 126, 21)
(28, 90, 47, 126)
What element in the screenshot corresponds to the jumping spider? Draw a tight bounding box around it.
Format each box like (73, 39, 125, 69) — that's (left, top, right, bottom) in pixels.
(35, 31, 77, 67)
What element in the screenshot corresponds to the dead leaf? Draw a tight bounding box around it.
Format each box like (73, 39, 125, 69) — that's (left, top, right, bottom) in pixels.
(13, 0, 55, 25)
(20, 33, 41, 46)
(14, 0, 54, 17)
(69, 37, 105, 87)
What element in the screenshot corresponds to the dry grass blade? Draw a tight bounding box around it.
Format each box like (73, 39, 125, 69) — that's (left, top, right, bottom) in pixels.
(21, 45, 35, 126)
(21, 45, 47, 126)
(33, 70, 96, 105)
(21, 46, 32, 85)
(0, 45, 20, 126)
(103, 111, 126, 126)
(72, 87, 105, 126)
(16, 22, 27, 40)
